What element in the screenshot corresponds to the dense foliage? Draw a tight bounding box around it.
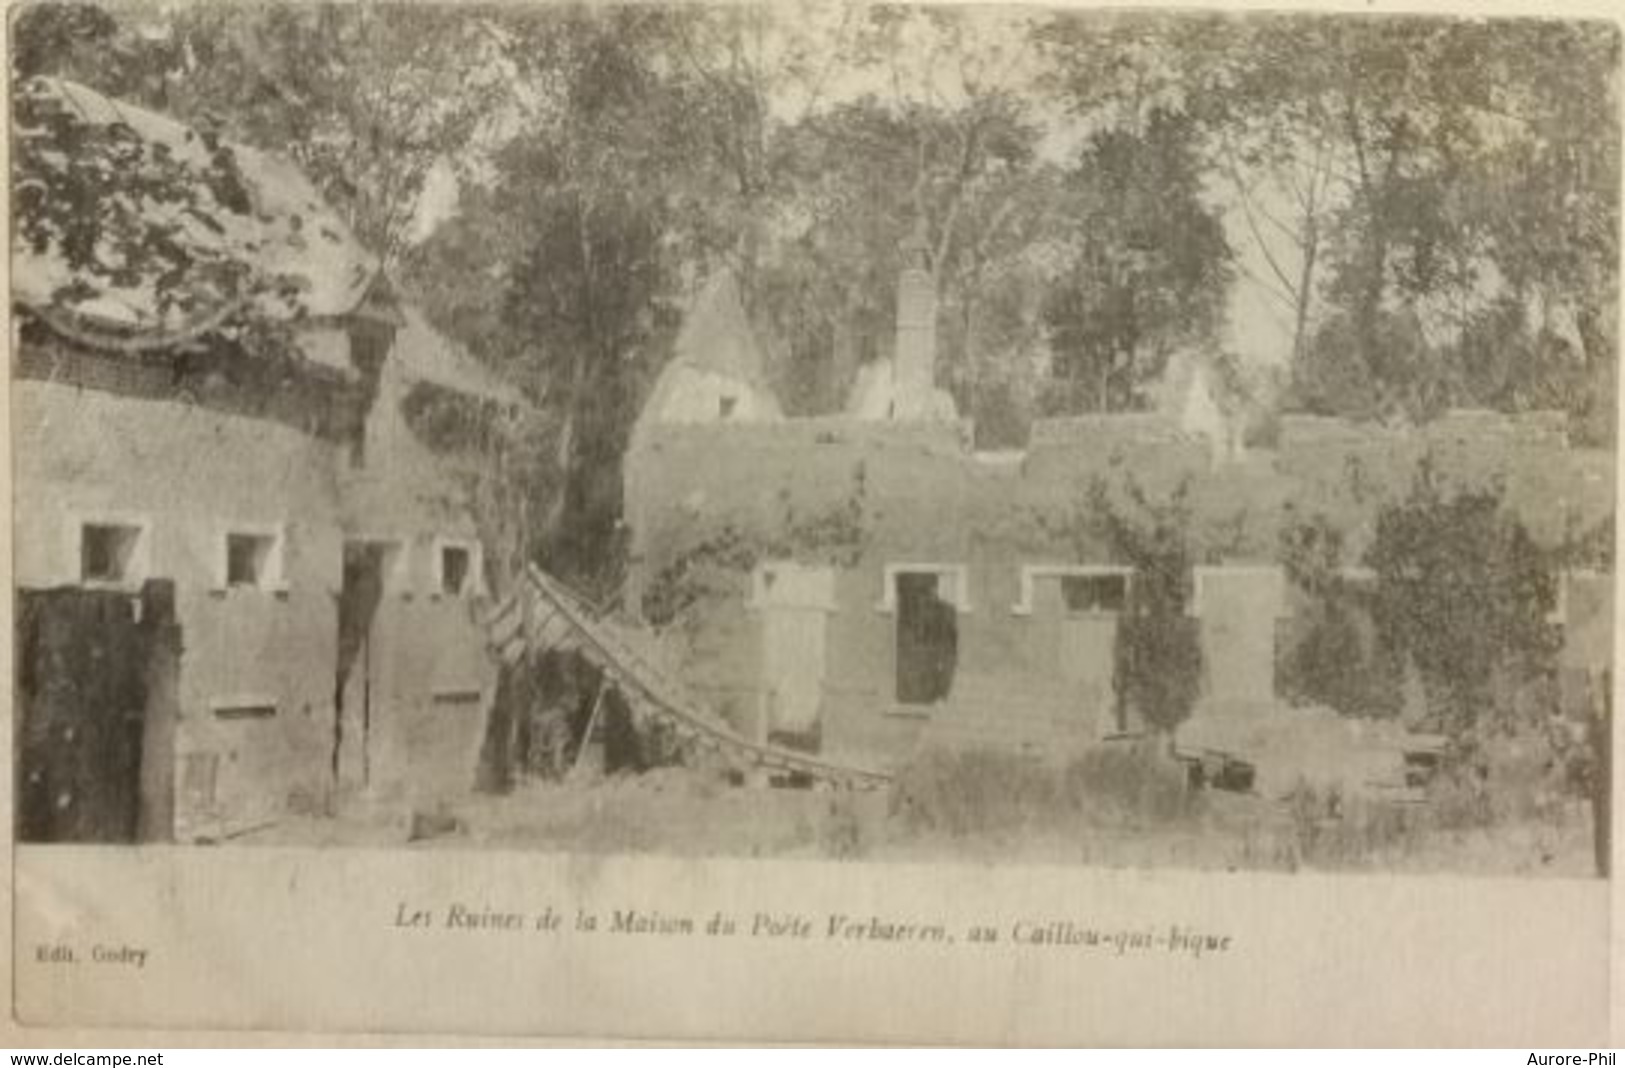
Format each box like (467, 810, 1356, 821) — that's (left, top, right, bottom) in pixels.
(1277, 514, 1404, 718)
(642, 467, 869, 626)
(1084, 478, 1204, 737)
(12, 77, 303, 345)
(13, 4, 1618, 584)
(1368, 464, 1560, 736)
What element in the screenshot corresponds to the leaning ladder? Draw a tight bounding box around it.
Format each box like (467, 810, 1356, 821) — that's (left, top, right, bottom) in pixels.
(479, 564, 892, 791)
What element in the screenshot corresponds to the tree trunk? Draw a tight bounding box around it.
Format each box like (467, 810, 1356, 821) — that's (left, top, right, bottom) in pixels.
(1292, 217, 1319, 365)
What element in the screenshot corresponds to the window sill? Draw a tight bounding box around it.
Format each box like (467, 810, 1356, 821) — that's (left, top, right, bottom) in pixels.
(432, 687, 485, 706)
(80, 578, 145, 594)
(211, 694, 279, 720)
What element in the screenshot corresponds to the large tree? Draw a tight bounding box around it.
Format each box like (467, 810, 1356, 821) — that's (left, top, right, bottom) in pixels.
(14, 3, 512, 269)
(399, 7, 722, 585)
(1212, 16, 1620, 432)
(1041, 108, 1232, 412)
(19, 3, 1617, 588)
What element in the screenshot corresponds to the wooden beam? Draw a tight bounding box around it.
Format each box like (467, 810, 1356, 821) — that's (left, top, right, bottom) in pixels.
(571, 674, 612, 777)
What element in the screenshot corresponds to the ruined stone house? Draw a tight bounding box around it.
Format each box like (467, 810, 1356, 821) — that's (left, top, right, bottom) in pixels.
(624, 240, 1616, 772)
(13, 79, 525, 841)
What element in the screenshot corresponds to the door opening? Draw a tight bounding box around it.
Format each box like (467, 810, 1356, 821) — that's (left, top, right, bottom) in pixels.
(894, 571, 957, 705)
(335, 541, 388, 792)
(755, 564, 834, 750)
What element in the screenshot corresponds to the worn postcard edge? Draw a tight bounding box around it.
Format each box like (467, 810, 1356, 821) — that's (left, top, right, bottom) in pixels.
(0, 0, 1620, 1048)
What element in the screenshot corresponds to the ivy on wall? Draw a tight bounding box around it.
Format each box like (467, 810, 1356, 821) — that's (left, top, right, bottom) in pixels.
(400, 380, 508, 454)
(642, 463, 869, 627)
(1277, 512, 1404, 719)
(397, 378, 556, 592)
(1368, 462, 1560, 739)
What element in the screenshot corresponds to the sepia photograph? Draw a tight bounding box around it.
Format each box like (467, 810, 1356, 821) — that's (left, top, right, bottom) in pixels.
(5, 0, 1620, 1044)
(11, 0, 1618, 872)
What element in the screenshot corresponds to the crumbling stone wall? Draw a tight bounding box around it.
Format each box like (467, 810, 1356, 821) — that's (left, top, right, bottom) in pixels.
(626, 408, 1613, 766)
(15, 379, 341, 834)
(15, 337, 502, 834)
(339, 353, 498, 805)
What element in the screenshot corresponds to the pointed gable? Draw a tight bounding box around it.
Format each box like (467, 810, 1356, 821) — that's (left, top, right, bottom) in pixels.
(634, 268, 783, 432)
(671, 268, 771, 387)
(1157, 348, 1244, 464)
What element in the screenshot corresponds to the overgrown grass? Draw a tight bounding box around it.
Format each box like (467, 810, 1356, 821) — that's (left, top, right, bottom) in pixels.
(888, 743, 1199, 840)
(880, 738, 1599, 875)
(1281, 782, 1426, 868)
(817, 794, 872, 860)
(1274, 722, 1600, 871)
(1062, 743, 1197, 824)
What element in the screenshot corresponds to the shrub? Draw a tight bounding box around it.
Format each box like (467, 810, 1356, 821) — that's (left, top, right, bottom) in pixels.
(1368, 461, 1559, 737)
(1278, 514, 1402, 717)
(1084, 477, 1203, 735)
(1278, 589, 1405, 718)
(1114, 612, 1203, 735)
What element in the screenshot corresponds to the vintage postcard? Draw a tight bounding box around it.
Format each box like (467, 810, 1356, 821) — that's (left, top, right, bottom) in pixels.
(5, 0, 1620, 1046)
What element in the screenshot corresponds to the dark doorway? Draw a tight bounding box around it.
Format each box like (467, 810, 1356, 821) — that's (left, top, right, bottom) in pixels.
(15, 584, 173, 842)
(335, 541, 388, 793)
(895, 572, 958, 705)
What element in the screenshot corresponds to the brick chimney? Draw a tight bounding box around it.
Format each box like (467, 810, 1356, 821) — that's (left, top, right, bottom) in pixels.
(893, 222, 937, 415)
